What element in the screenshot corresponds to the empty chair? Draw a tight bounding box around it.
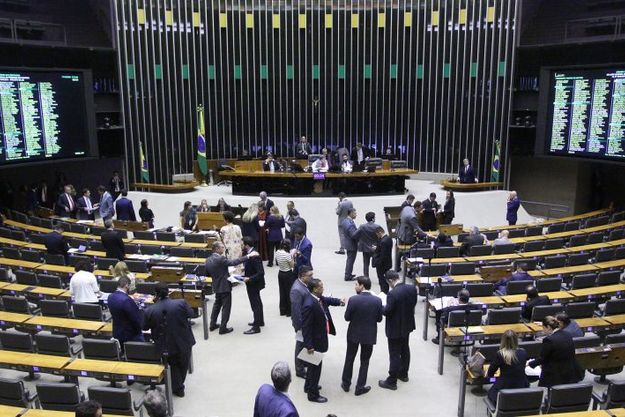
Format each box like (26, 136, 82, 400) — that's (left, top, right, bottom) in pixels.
(448, 310, 483, 328)
(571, 273, 597, 290)
(572, 334, 601, 349)
(486, 307, 522, 325)
(465, 282, 495, 297)
(508, 229, 526, 239)
(484, 387, 543, 417)
(0, 330, 34, 352)
(564, 221, 580, 231)
(0, 377, 37, 407)
(597, 270, 621, 286)
(535, 277, 563, 293)
(449, 262, 476, 275)
(90, 227, 106, 237)
(587, 232, 605, 244)
(96, 258, 118, 270)
(140, 245, 163, 255)
(29, 232, 46, 244)
(184, 233, 207, 244)
(35, 334, 81, 357)
(68, 223, 88, 234)
(40, 300, 71, 318)
(124, 341, 161, 363)
(484, 231, 499, 241)
(194, 248, 211, 259)
(0, 267, 9, 282)
(568, 253, 590, 266)
(530, 305, 564, 322)
(72, 303, 105, 321)
(457, 233, 469, 243)
(592, 380, 625, 409)
(40, 218, 54, 229)
(36, 383, 84, 411)
(470, 344, 500, 363)
(543, 255, 567, 269)
(419, 264, 448, 277)
(547, 223, 565, 234)
(68, 255, 91, 268)
(611, 211, 625, 223)
(542, 383, 593, 413)
(89, 240, 105, 251)
(469, 245, 493, 256)
(14, 270, 38, 286)
(169, 247, 195, 258)
(604, 332, 625, 345)
(183, 264, 206, 276)
(19, 249, 42, 263)
(604, 299, 625, 316)
(82, 338, 121, 361)
(135, 281, 157, 295)
(155, 232, 176, 242)
(134, 231, 155, 240)
(0, 227, 12, 239)
(595, 248, 616, 263)
(2, 247, 21, 260)
(609, 228, 625, 241)
(565, 302, 595, 319)
(436, 246, 460, 258)
(125, 259, 148, 273)
(615, 247, 625, 259)
(544, 238, 565, 250)
(586, 216, 609, 228)
(505, 280, 534, 296)
(435, 283, 464, 298)
(10, 230, 26, 241)
(87, 386, 139, 416)
(68, 238, 89, 248)
(1, 295, 38, 314)
(493, 243, 516, 255)
(43, 253, 65, 266)
(98, 279, 119, 293)
(37, 274, 63, 289)
(525, 226, 543, 237)
(123, 244, 140, 255)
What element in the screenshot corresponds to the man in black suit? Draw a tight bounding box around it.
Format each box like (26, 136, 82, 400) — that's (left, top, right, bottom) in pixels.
(259, 191, 274, 211)
(37, 180, 52, 209)
(458, 158, 477, 183)
(341, 276, 383, 396)
(44, 223, 69, 262)
(143, 282, 195, 397)
(301, 278, 344, 403)
(287, 209, 307, 236)
(101, 219, 125, 261)
(350, 143, 370, 170)
(294, 136, 312, 159)
(522, 286, 551, 321)
(379, 271, 418, 391)
(56, 185, 76, 218)
(460, 226, 489, 256)
(421, 192, 439, 231)
(242, 237, 265, 334)
(76, 188, 96, 221)
(373, 227, 393, 294)
(109, 171, 124, 201)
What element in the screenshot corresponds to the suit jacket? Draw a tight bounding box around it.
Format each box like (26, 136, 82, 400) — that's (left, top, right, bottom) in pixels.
(494, 271, 532, 295)
(345, 292, 383, 345)
(44, 231, 69, 258)
(529, 329, 581, 387)
(522, 295, 551, 321)
(507, 198, 521, 223)
(107, 290, 144, 343)
(460, 234, 487, 256)
(244, 249, 265, 290)
(301, 294, 341, 352)
(253, 384, 299, 417)
(336, 199, 353, 225)
(37, 185, 51, 208)
(290, 279, 309, 331)
(358, 221, 380, 253)
(341, 217, 360, 252)
(384, 283, 418, 339)
(459, 164, 476, 183)
(261, 198, 274, 211)
(109, 177, 125, 194)
(262, 160, 282, 172)
(288, 217, 307, 236)
(242, 217, 260, 241)
(115, 197, 136, 221)
(374, 235, 393, 271)
(294, 142, 312, 158)
(443, 199, 455, 219)
(486, 349, 530, 403)
(265, 215, 285, 242)
(143, 298, 196, 355)
(99, 192, 115, 220)
(76, 196, 95, 220)
(101, 229, 125, 260)
(55, 193, 76, 218)
(293, 237, 312, 274)
(205, 253, 248, 294)
(397, 205, 425, 244)
(421, 199, 439, 223)
(350, 146, 370, 164)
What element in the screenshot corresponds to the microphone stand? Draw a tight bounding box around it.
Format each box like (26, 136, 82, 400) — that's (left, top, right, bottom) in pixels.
(160, 309, 174, 416)
(457, 306, 471, 417)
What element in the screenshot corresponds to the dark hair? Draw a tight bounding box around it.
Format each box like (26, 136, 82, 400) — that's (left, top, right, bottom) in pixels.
(212, 241, 224, 251)
(97, 185, 106, 193)
(183, 201, 192, 210)
(121, 189, 128, 197)
(385, 270, 400, 282)
(448, 190, 455, 200)
(338, 192, 346, 199)
(74, 260, 93, 273)
(347, 208, 357, 216)
(356, 276, 372, 290)
(75, 400, 102, 417)
(365, 212, 375, 222)
(413, 201, 422, 208)
(155, 282, 169, 300)
(437, 233, 449, 244)
(556, 312, 571, 326)
(280, 239, 292, 251)
(298, 265, 313, 278)
(406, 194, 415, 201)
(289, 209, 299, 216)
(222, 211, 235, 223)
(429, 192, 437, 199)
(270, 361, 292, 392)
(104, 219, 113, 229)
(526, 286, 539, 299)
(242, 236, 254, 247)
(141, 199, 148, 208)
(82, 188, 90, 196)
(53, 222, 64, 232)
(117, 276, 131, 289)
(458, 289, 470, 303)
(375, 226, 385, 234)
(543, 315, 559, 330)
(307, 278, 322, 292)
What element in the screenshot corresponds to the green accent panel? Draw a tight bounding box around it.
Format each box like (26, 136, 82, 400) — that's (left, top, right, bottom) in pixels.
(390, 64, 398, 79)
(363, 64, 372, 79)
(182, 64, 189, 80)
(154, 64, 162, 80)
(498, 61, 506, 77)
(416, 64, 424, 79)
(260, 65, 268, 80)
(443, 63, 451, 78)
(470, 62, 478, 78)
(208, 65, 216, 80)
(127, 64, 135, 80)
(234, 65, 242, 80)
(338, 65, 346, 79)
(312, 65, 320, 80)
(286, 65, 294, 80)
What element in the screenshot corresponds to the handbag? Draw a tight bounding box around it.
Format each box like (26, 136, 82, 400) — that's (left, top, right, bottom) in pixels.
(467, 351, 486, 377)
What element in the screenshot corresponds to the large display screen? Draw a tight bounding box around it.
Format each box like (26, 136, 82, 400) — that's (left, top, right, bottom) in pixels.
(546, 67, 625, 160)
(0, 69, 93, 164)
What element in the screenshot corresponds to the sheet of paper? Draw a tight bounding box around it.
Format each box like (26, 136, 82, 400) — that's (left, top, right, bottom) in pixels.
(297, 348, 324, 366)
(525, 365, 541, 377)
(374, 291, 387, 306)
(227, 275, 245, 285)
(295, 330, 303, 342)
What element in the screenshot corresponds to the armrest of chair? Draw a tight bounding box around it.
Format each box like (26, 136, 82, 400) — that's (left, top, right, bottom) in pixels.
(70, 344, 83, 357)
(24, 389, 38, 404)
(483, 396, 496, 416)
(591, 390, 606, 409)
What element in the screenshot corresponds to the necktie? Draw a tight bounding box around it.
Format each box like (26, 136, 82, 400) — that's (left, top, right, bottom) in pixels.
(320, 300, 329, 334)
(114, 179, 120, 192)
(85, 197, 92, 210)
(41, 188, 46, 202)
(67, 194, 73, 210)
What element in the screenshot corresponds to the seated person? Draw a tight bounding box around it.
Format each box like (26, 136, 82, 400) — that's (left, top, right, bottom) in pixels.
(197, 199, 211, 213)
(263, 153, 282, 172)
(432, 289, 483, 344)
(70, 260, 102, 304)
(434, 232, 453, 249)
(494, 263, 532, 295)
(311, 155, 329, 173)
(485, 330, 529, 405)
(521, 286, 551, 321)
(556, 312, 584, 337)
(340, 154, 353, 173)
(213, 197, 231, 213)
(459, 226, 489, 256)
(493, 230, 512, 246)
(44, 223, 70, 262)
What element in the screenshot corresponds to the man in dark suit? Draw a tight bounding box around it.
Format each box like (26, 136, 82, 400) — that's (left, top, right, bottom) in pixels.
(76, 188, 96, 221)
(259, 191, 274, 211)
(44, 223, 69, 262)
(357, 212, 381, 278)
(400, 194, 415, 209)
(253, 361, 299, 417)
(101, 219, 125, 260)
(294, 136, 312, 159)
(341, 208, 361, 282)
(494, 262, 532, 295)
(290, 266, 314, 379)
(301, 278, 344, 403)
(341, 276, 383, 396)
(143, 282, 195, 397)
(507, 191, 521, 226)
(458, 158, 476, 183)
(287, 210, 307, 237)
(379, 271, 418, 391)
(55, 185, 76, 218)
(206, 241, 258, 334)
(460, 226, 489, 256)
(421, 192, 439, 231)
(374, 227, 393, 294)
(109, 171, 124, 201)
(115, 190, 136, 221)
(432, 289, 483, 343)
(262, 154, 282, 173)
(292, 231, 312, 276)
(243, 237, 265, 334)
(107, 276, 144, 346)
(350, 143, 370, 170)
(522, 286, 552, 321)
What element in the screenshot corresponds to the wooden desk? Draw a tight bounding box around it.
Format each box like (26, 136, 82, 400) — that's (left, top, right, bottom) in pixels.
(416, 275, 483, 287)
(611, 408, 625, 417)
(603, 314, 625, 326)
(34, 264, 74, 275)
(24, 316, 106, 335)
(0, 284, 69, 300)
(523, 411, 610, 417)
(0, 350, 71, 374)
(594, 259, 625, 269)
(63, 359, 164, 383)
(441, 180, 503, 191)
(538, 264, 600, 277)
(0, 312, 33, 326)
(0, 405, 24, 417)
(569, 284, 625, 300)
(465, 254, 521, 262)
(519, 248, 573, 258)
(471, 296, 506, 307)
(445, 323, 534, 342)
(528, 270, 546, 278)
(0, 258, 42, 269)
(0, 237, 28, 248)
(94, 269, 151, 280)
(528, 317, 611, 333)
(501, 291, 574, 305)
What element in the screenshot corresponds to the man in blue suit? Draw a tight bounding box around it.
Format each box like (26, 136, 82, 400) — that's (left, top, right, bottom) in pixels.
(97, 185, 115, 222)
(76, 188, 96, 221)
(341, 208, 361, 282)
(458, 158, 477, 183)
(292, 231, 312, 276)
(379, 271, 418, 391)
(115, 190, 136, 221)
(506, 191, 521, 226)
(253, 361, 299, 417)
(107, 276, 144, 347)
(341, 276, 383, 396)
(55, 185, 76, 218)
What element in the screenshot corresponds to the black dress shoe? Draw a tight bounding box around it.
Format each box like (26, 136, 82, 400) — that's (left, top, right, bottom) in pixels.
(209, 323, 220, 331)
(341, 382, 350, 392)
(307, 395, 328, 403)
(431, 337, 440, 345)
(173, 390, 185, 398)
(335, 250, 346, 255)
(378, 380, 397, 391)
(304, 385, 322, 393)
(248, 322, 265, 327)
(398, 376, 409, 383)
(355, 386, 371, 396)
(243, 327, 261, 335)
(344, 276, 355, 281)
(219, 327, 234, 334)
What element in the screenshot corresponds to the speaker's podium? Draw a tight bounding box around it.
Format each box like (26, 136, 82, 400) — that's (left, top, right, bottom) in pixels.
(150, 266, 184, 283)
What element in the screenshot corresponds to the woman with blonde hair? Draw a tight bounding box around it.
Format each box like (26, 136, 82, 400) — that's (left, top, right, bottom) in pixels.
(485, 330, 529, 404)
(241, 203, 260, 248)
(109, 261, 136, 292)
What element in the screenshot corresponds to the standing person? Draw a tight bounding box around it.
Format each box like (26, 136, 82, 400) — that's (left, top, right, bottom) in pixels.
(76, 188, 96, 221)
(421, 192, 439, 231)
(138, 199, 154, 228)
(290, 266, 314, 379)
(243, 237, 265, 335)
(400, 194, 415, 209)
(284, 201, 295, 240)
(220, 211, 243, 261)
(97, 185, 115, 222)
(101, 220, 125, 261)
(109, 171, 124, 201)
(341, 276, 383, 396)
(341, 208, 360, 282)
(259, 191, 274, 211)
(294, 136, 312, 159)
(266, 206, 285, 267)
(397, 202, 427, 245)
(301, 278, 344, 403)
(253, 361, 300, 417)
(458, 158, 477, 183)
(485, 330, 529, 405)
(56, 185, 76, 218)
(69, 260, 102, 304)
(44, 223, 69, 263)
(143, 282, 195, 398)
(378, 271, 418, 391)
(275, 239, 295, 316)
(292, 231, 312, 276)
(38, 180, 51, 209)
(373, 227, 393, 294)
(257, 205, 269, 262)
(242, 203, 260, 248)
(335, 192, 353, 255)
(206, 241, 258, 334)
(179, 201, 198, 231)
(528, 315, 582, 387)
(507, 191, 521, 226)
(287, 209, 307, 237)
(107, 276, 144, 346)
(442, 191, 455, 225)
(115, 190, 136, 221)
(350, 143, 370, 170)
(357, 212, 380, 278)
(556, 312, 584, 338)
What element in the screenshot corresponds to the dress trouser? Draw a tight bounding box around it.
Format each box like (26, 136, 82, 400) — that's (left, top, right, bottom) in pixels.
(341, 341, 373, 389)
(246, 285, 264, 327)
(337, 224, 344, 250)
(387, 336, 410, 384)
(278, 270, 295, 315)
(210, 292, 232, 331)
(376, 265, 390, 294)
(362, 252, 372, 277)
(168, 349, 191, 394)
(294, 339, 306, 375)
(267, 240, 279, 265)
(305, 360, 323, 398)
(344, 250, 357, 279)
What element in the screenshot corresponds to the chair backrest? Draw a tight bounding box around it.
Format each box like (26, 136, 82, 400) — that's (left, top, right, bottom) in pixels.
(124, 341, 162, 363)
(82, 338, 120, 361)
(605, 333, 625, 345)
(544, 255, 567, 269)
(465, 282, 494, 297)
(0, 330, 34, 352)
(596, 248, 616, 263)
(609, 228, 625, 241)
(436, 246, 460, 258)
(605, 299, 625, 316)
(87, 387, 133, 416)
(43, 253, 66, 266)
(506, 280, 534, 295)
(40, 218, 54, 229)
(514, 258, 538, 271)
(571, 273, 597, 290)
(568, 235, 588, 247)
(90, 227, 106, 237)
(135, 281, 157, 295)
(495, 388, 543, 416)
(89, 240, 105, 251)
(586, 216, 609, 228)
(564, 221, 580, 231)
(572, 334, 601, 349)
(565, 301, 595, 319)
(547, 223, 565, 234)
(133, 230, 155, 240)
(40, 300, 71, 318)
(10, 230, 26, 241)
(568, 253, 590, 266)
(72, 303, 104, 321)
(587, 232, 605, 244)
(483, 231, 499, 241)
(169, 247, 195, 258)
(0, 267, 8, 282)
(420, 264, 448, 277)
(469, 245, 493, 256)
(123, 244, 140, 255)
(69, 223, 87, 234)
(457, 233, 469, 243)
(470, 344, 499, 363)
(531, 304, 564, 322)
(68, 255, 91, 268)
(183, 264, 207, 276)
(2, 247, 21, 260)
(449, 262, 476, 275)
(447, 310, 483, 327)
(155, 232, 176, 242)
(535, 277, 563, 293)
(35, 333, 72, 356)
(20, 249, 42, 263)
(95, 258, 118, 270)
(37, 274, 63, 289)
(140, 245, 163, 255)
(29, 232, 46, 244)
(544, 238, 565, 250)
(605, 381, 625, 408)
(411, 247, 435, 259)
(15, 270, 38, 286)
(125, 260, 148, 273)
(437, 283, 463, 298)
(615, 247, 625, 260)
(98, 279, 119, 293)
(508, 229, 526, 239)
(519, 340, 542, 358)
(493, 243, 516, 255)
(597, 270, 621, 287)
(525, 226, 543, 237)
(544, 383, 593, 413)
(486, 307, 522, 325)
(1, 295, 30, 313)
(36, 383, 83, 411)
(0, 377, 28, 407)
(184, 233, 208, 243)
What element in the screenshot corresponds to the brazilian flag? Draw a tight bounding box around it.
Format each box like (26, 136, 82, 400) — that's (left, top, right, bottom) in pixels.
(140, 142, 149, 182)
(491, 141, 501, 182)
(197, 105, 208, 177)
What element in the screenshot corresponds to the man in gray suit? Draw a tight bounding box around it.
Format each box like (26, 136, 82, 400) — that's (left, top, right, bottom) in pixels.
(341, 208, 361, 282)
(290, 265, 314, 378)
(358, 212, 381, 278)
(397, 203, 426, 245)
(206, 241, 258, 334)
(335, 192, 353, 255)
